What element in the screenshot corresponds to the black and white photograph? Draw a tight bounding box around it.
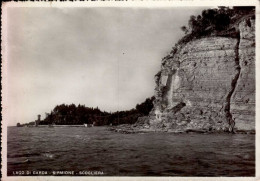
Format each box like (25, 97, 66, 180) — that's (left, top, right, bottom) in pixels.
(1, 1, 258, 180)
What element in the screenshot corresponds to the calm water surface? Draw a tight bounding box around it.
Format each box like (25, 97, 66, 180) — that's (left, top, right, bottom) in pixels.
(7, 126, 255, 176)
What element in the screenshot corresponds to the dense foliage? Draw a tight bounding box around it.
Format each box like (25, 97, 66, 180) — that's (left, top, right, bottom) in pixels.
(169, 6, 255, 58)
(181, 6, 254, 37)
(39, 97, 155, 126)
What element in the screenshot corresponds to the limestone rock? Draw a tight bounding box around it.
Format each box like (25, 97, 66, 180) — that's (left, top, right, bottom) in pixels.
(148, 17, 255, 133)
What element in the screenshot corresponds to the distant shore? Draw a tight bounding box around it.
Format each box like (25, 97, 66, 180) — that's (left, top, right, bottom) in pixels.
(11, 125, 89, 127)
(10, 124, 255, 135)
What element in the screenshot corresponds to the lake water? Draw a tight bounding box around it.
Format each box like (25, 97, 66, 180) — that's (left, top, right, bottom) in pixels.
(7, 126, 255, 176)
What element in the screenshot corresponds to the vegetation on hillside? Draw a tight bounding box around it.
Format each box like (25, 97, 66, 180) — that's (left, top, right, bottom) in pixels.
(38, 97, 155, 126)
(183, 7, 254, 35)
(167, 6, 255, 59)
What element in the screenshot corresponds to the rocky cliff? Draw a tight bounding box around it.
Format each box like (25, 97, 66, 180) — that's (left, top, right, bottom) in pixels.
(135, 16, 255, 133)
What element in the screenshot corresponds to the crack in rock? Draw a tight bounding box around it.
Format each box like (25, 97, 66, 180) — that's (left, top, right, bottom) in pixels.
(224, 32, 241, 133)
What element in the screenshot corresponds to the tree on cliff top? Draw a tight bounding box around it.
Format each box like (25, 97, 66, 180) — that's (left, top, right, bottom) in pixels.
(181, 6, 255, 36)
(175, 6, 255, 58)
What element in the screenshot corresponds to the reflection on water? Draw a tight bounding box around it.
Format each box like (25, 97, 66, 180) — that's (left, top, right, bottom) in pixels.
(7, 126, 255, 176)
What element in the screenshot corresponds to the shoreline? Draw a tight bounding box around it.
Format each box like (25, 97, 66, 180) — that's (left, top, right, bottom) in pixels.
(9, 124, 255, 135)
(108, 124, 255, 135)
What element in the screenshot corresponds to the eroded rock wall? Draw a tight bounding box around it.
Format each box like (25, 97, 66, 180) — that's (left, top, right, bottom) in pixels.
(230, 18, 255, 131)
(147, 18, 255, 132)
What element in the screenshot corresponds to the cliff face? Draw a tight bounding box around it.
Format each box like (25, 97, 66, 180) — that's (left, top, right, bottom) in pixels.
(142, 17, 255, 133)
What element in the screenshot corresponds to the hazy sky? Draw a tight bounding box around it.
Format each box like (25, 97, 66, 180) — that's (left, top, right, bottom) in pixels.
(6, 7, 207, 125)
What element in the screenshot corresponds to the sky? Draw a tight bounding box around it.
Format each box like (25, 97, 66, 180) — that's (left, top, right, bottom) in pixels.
(5, 7, 207, 125)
